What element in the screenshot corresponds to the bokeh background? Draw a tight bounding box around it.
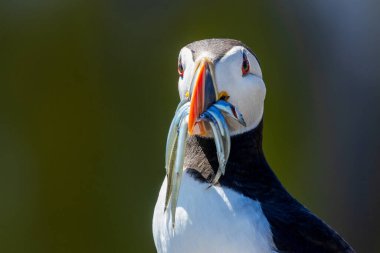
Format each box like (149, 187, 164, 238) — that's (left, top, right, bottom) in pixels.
(1, 0, 379, 252)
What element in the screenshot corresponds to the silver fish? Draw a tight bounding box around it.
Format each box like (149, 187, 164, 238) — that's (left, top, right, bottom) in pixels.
(200, 111, 226, 183)
(213, 100, 246, 127)
(170, 115, 188, 228)
(165, 102, 190, 171)
(207, 106, 231, 184)
(164, 103, 189, 211)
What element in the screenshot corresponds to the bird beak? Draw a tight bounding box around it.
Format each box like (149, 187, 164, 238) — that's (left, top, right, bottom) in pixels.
(188, 59, 218, 135)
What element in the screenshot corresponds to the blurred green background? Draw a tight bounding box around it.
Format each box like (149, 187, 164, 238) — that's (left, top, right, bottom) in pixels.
(1, 0, 379, 252)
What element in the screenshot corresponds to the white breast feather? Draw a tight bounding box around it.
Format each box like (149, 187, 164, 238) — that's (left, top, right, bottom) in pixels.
(153, 172, 277, 253)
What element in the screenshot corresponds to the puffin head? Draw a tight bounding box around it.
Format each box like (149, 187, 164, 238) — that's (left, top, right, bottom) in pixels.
(177, 38, 266, 136)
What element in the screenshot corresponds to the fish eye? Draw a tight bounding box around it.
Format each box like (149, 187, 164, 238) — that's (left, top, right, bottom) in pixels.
(242, 52, 250, 76)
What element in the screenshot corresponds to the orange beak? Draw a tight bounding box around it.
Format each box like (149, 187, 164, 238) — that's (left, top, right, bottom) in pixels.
(188, 59, 218, 135)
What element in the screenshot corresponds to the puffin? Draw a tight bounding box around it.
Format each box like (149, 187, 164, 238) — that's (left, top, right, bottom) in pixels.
(152, 38, 355, 253)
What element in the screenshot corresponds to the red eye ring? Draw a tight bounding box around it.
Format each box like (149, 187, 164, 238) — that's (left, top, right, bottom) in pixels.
(178, 61, 184, 77)
(242, 52, 250, 76)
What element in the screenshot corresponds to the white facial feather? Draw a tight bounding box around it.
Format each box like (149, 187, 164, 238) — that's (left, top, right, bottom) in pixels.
(177, 47, 194, 100)
(215, 46, 266, 135)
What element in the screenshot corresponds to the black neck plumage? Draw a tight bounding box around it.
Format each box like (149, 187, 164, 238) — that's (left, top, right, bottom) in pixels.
(184, 120, 288, 200)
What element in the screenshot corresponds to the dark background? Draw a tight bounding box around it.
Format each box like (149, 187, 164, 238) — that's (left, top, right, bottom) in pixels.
(1, 0, 379, 252)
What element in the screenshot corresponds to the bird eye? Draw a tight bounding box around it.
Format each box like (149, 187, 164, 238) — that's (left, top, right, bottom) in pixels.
(178, 60, 184, 78)
(242, 52, 250, 76)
